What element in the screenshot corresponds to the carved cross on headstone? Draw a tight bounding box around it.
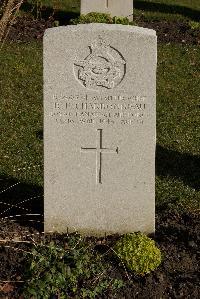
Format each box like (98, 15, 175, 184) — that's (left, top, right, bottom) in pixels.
(106, 0, 109, 8)
(81, 129, 119, 184)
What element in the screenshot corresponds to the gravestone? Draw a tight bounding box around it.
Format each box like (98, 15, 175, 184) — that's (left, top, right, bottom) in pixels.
(44, 24, 157, 236)
(81, 0, 133, 21)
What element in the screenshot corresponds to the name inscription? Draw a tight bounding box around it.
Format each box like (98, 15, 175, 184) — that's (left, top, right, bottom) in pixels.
(50, 94, 147, 126)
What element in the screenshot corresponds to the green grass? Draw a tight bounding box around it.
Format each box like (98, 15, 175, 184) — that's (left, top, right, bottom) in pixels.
(26, 0, 200, 13)
(133, 0, 200, 22)
(25, 0, 80, 15)
(27, 0, 80, 12)
(0, 42, 43, 186)
(156, 44, 200, 210)
(0, 41, 199, 211)
(157, 45, 199, 154)
(19, 0, 80, 24)
(137, 0, 200, 10)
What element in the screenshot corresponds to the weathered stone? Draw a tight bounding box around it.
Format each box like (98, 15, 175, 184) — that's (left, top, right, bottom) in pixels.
(44, 24, 157, 236)
(81, 0, 133, 20)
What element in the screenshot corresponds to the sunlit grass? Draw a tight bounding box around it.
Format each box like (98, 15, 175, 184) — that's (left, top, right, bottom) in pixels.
(1, 41, 199, 211)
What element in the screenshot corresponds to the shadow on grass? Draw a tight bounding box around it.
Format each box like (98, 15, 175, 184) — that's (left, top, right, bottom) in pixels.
(156, 145, 200, 191)
(0, 144, 198, 232)
(36, 129, 43, 140)
(134, 0, 200, 21)
(21, 2, 79, 25)
(0, 175, 43, 231)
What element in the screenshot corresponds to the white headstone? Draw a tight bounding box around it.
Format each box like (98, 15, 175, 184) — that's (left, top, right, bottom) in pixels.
(44, 24, 157, 236)
(81, 0, 133, 21)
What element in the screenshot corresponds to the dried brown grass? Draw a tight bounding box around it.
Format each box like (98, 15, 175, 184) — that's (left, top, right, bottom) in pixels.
(0, 0, 24, 44)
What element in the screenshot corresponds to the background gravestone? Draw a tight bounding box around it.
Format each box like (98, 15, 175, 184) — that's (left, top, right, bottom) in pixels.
(81, 0, 133, 20)
(44, 24, 157, 236)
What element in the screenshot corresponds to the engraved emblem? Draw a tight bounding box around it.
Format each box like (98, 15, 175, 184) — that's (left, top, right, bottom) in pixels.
(74, 37, 126, 91)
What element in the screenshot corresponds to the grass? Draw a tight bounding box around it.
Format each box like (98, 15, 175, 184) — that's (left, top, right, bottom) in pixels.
(0, 41, 199, 212)
(133, 0, 200, 22)
(0, 42, 43, 186)
(24, 0, 80, 13)
(136, 0, 200, 11)
(156, 44, 200, 211)
(157, 45, 199, 154)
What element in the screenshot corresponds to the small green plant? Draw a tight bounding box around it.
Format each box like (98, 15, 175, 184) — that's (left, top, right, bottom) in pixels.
(189, 20, 200, 30)
(53, 20, 59, 27)
(22, 234, 123, 298)
(113, 16, 129, 25)
(113, 232, 162, 275)
(70, 12, 131, 25)
(70, 12, 113, 24)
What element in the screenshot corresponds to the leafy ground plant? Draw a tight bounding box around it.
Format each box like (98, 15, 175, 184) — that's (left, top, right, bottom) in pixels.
(22, 234, 124, 298)
(70, 12, 131, 25)
(189, 20, 200, 30)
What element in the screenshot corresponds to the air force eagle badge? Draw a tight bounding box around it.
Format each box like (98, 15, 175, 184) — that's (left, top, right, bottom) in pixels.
(74, 37, 126, 91)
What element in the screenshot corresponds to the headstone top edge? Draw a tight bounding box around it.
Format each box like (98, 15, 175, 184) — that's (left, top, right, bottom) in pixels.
(44, 24, 156, 39)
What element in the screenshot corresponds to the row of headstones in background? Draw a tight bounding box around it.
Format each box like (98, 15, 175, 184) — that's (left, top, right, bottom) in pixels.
(81, 0, 134, 21)
(44, 23, 157, 236)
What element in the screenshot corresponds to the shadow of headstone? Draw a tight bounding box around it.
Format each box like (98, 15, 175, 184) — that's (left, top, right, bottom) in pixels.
(20, 1, 80, 25)
(134, 0, 200, 21)
(0, 175, 43, 231)
(156, 144, 200, 191)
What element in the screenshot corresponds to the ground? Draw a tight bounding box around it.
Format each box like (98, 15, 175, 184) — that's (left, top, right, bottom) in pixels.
(0, 0, 200, 298)
(0, 210, 199, 298)
(5, 14, 200, 45)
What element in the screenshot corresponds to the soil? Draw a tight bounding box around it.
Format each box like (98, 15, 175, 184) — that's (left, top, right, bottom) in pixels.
(138, 19, 200, 45)
(0, 210, 199, 298)
(5, 15, 200, 45)
(6, 16, 55, 42)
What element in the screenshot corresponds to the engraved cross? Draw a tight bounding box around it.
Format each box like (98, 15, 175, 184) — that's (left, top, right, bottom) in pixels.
(106, 0, 109, 8)
(81, 129, 119, 184)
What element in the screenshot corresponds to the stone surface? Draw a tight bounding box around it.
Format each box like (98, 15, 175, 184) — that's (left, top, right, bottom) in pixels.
(81, 0, 133, 20)
(44, 24, 157, 236)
